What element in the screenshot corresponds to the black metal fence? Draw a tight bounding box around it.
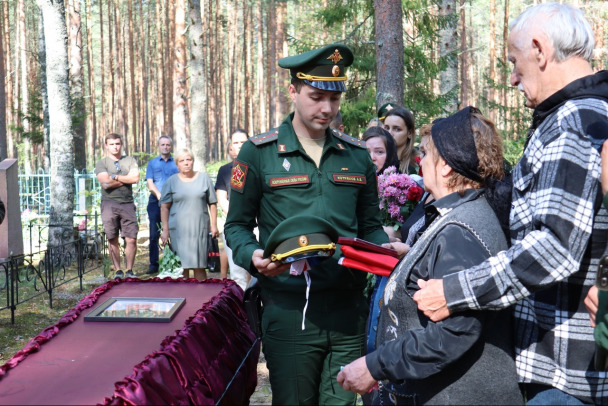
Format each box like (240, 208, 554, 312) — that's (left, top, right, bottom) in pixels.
(0, 226, 107, 324)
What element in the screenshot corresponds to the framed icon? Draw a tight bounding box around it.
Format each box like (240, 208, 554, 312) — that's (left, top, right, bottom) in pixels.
(84, 297, 186, 322)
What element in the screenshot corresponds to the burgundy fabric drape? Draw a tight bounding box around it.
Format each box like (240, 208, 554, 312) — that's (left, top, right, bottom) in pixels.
(0, 278, 259, 405)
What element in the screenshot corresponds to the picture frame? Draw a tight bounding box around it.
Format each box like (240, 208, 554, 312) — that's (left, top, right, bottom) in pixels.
(84, 297, 186, 323)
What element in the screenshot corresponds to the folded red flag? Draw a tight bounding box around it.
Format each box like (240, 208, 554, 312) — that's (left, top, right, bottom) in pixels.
(340, 245, 399, 271)
(338, 257, 392, 277)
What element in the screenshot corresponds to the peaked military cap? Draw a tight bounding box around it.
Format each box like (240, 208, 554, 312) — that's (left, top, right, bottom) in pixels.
(278, 44, 354, 92)
(377, 102, 398, 122)
(264, 215, 338, 263)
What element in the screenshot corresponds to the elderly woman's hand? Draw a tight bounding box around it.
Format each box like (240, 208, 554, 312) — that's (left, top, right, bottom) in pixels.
(160, 229, 170, 246)
(382, 241, 410, 258)
(337, 356, 377, 395)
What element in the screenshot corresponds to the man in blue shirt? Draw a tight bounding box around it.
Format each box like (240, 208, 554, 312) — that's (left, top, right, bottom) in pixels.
(145, 136, 178, 274)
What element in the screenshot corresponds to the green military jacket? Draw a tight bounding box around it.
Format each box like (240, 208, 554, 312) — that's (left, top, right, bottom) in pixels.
(224, 113, 388, 294)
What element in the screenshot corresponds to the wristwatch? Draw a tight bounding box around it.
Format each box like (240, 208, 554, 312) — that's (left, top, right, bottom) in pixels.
(111, 174, 117, 180)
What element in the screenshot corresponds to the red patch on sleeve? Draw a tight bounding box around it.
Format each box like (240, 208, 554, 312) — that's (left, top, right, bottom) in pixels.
(231, 161, 248, 192)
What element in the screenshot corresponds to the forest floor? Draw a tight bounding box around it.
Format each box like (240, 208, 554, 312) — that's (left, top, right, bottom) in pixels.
(0, 228, 272, 404)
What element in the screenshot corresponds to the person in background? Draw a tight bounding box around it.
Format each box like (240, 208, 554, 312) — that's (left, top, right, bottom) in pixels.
(330, 110, 346, 133)
(224, 43, 388, 405)
(584, 138, 608, 359)
(383, 106, 418, 174)
(95, 133, 140, 279)
(145, 135, 178, 275)
(338, 107, 521, 405)
(160, 148, 218, 281)
(366, 117, 380, 129)
(362, 126, 400, 176)
(215, 129, 250, 290)
(376, 102, 397, 123)
(414, 3, 608, 403)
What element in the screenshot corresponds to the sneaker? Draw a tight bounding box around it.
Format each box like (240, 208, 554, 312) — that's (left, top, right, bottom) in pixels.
(125, 270, 136, 278)
(114, 270, 124, 279)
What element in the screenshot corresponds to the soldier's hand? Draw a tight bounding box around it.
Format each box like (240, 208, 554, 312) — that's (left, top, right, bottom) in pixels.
(252, 249, 290, 277)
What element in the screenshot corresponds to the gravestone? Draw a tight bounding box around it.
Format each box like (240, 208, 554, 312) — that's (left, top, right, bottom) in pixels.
(0, 159, 24, 259)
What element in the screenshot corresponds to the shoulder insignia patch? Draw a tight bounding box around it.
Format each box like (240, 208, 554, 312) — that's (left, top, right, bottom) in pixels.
(331, 129, 366, 148)
(230, 160, 248, 193)
(250, 128, 279, 146)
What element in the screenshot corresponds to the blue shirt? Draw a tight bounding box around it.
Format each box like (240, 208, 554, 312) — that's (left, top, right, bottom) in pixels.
(145, 155, 178, 200)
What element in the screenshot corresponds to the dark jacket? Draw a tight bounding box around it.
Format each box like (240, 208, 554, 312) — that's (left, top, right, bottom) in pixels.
(366, 190, 523, 405)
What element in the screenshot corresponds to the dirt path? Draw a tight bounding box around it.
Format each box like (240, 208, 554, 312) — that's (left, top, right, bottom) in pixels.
(249, 352, 272, 405)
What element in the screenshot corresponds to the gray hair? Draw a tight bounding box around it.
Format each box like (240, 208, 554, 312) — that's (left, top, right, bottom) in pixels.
(158, 135, 173, 144)
(510, 2, 594, 62)
(174, 147, 194, 163)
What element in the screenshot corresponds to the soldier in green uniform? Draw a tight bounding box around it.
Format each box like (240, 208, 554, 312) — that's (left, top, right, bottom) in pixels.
(224, 44, 388, 405)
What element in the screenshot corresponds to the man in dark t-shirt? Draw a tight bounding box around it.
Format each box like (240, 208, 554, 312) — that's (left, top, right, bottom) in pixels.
(215, 129, 250, 290)
(95, 133, 140, 279)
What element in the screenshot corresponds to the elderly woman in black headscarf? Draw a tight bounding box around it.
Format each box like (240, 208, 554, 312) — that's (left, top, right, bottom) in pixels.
(337, 107, 521, 405)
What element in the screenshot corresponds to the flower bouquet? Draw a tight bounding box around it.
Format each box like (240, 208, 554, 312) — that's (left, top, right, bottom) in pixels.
(377, 166, 424, 229)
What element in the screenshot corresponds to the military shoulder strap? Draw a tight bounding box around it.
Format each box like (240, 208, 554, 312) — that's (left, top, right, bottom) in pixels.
(250, 128, 279, 146)
(331, 128, 366, 149)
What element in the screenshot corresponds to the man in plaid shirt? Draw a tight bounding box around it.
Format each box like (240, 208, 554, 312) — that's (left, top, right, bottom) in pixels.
(414, 3, 608, 404)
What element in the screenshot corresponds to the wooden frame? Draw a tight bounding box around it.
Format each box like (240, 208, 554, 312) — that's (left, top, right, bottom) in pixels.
(84, 297, 186, 323)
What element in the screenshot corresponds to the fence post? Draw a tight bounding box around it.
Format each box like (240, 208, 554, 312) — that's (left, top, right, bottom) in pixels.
(78, 177, 86, 213)
(46, 246, 53, 309)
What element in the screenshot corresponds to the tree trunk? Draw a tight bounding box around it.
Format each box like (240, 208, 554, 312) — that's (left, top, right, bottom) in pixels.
(266, 0, 276, 128)
(1, 3, 11, 160)
(374, 0, 404, 108)
(165, 0, 175, 137)
(438, 0, 459, 113)
(18, 0, 33, 173)
(127, 0, 137, 151)
(459, 0, 469, 108)
(256, 1, 266, 134)
(36, 0, 75, 247)
(38, 9, 50, 171)
(488, 0, 496, 121)
(68, 0, 86, 171)
(99, 0, 107, 137)
(0, 3, 6, 161)
(188, 0, 207, 170)
(85, 0, 97, 161)
(276, 1, 290, 119)
(173, 0, 188, 149)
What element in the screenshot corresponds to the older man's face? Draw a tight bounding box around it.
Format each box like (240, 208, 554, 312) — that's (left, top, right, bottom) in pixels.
(508, 29, 545, 109)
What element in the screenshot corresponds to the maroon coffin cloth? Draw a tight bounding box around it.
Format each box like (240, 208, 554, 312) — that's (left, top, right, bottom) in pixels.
(0, 277, 259, 405)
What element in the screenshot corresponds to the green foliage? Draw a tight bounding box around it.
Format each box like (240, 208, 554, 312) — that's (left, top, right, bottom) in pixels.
(503, 136, 526, 168)
(11, 89, 44, 145)
(159, 244, 182, 273)
(206, 159, 229, 178)
(341, 87, 377, 138)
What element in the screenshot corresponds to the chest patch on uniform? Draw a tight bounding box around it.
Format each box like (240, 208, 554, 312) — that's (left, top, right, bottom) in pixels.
(269, 175, 310, 187)
(231, 161, 248, 192)
(333, 174, 366, 184)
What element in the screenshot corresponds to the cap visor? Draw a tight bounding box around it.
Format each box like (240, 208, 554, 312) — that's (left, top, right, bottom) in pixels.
(304, 80, 345, 92)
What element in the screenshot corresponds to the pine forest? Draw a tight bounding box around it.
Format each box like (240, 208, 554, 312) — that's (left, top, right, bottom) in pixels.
(1, 0, 607, 174)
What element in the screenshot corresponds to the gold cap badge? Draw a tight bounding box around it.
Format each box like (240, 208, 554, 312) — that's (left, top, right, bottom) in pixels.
(327, 49, 343, 64)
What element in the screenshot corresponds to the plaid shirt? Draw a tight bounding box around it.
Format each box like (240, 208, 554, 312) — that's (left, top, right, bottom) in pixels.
(443, 73, 608, 403)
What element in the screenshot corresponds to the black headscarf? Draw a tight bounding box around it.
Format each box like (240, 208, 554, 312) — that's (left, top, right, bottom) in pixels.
(431, 106, 512, 238)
